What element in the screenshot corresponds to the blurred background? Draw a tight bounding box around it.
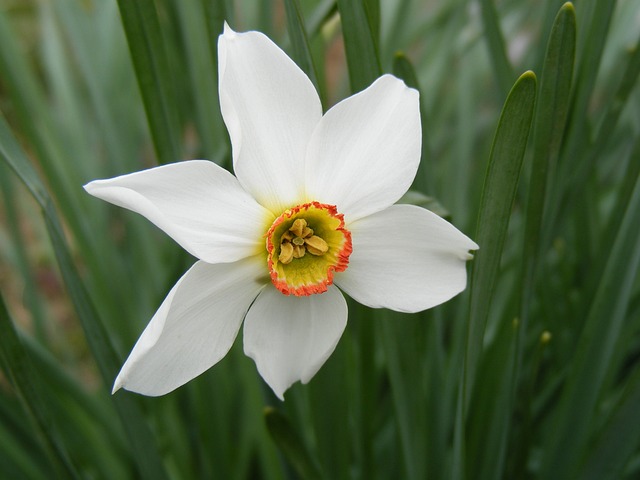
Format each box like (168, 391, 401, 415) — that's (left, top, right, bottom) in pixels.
(1, 0, 639, 478)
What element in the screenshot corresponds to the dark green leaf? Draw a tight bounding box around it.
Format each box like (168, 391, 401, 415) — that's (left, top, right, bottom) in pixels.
(264, 407, 323, 480)
(284, 0, 322, 101)
(478, 0, 514, 95)
(0, 294, 79, 479)
(115, 0, 180, 164)
(577, 367, 640, 480)
(540, 165, 640, 479)
(337, 0, 381, 92)
(463, 71, 537, 407)
(0, 112, 170, 480)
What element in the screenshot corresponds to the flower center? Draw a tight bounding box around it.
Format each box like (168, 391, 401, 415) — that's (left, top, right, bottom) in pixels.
(278, 218, 329, 264)
(265, 202, 352, 296)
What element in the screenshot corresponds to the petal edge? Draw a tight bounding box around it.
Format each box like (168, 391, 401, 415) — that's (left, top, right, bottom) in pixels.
(336, 204, 478, 313)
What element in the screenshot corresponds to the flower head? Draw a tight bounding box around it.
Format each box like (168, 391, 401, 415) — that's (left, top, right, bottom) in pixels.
(84, 24, 478, 400)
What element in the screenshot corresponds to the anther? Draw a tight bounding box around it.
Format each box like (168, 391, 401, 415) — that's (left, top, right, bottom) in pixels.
(305, 235, 328, 255)
(279, 242, 294, 264)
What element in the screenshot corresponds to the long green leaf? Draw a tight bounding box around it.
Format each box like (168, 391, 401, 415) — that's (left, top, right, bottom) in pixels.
(115, 0, 180, 164)
(540, 165, 640, 479)
(466, 316, 518, 480)
(558, 32, 640, 205)
(577, 367, 640, 480)
(0, 112, 170, 480)
(463, 71, 537, 409)
(478, 0, 514, 96)
(264, 407, 323, 480)
(521, 2, 575, 306)
(545, 0, 616, 233)
(0, 294, 79, 479)
(337, 0, 381, 92)
(381, 313, 432, 480)
(284, 0, 324, 108)
(174, 0, 224, 162)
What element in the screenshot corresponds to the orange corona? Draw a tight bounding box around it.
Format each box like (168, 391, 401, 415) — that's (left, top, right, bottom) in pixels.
(265, 202, 352, 296)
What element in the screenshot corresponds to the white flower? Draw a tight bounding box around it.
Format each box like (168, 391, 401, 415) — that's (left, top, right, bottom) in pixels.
(84, 24, 478, 400)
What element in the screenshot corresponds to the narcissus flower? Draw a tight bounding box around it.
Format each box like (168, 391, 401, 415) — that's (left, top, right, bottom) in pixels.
(84, 24, 478, 400)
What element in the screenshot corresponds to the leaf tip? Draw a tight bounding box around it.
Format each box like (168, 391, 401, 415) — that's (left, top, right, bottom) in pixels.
(560, 2, 575, 15)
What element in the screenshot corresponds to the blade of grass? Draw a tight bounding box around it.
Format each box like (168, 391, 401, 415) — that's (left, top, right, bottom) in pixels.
(0, 170, 47, 341)
(0, 7, 130, 326)
(545, 0, 616, 238)
(308, 333, 352, 480)
(0, 294, 79, 479)
(264, 407, 323, 480)
(478, 0, 514, 96)
(363, 0, 380, 50)
(463, 71, 537, 411)
(380, 312, 431, 480)
(452, 72, 538, 480)
(0, 112, 170, 480)
(284, 0, 323, 103)
(577, 366, 640, 480)
(0, 406, 48, 480)
(465, 317, 519, 480)
(522, 2, 575, 309)
(507, 7, 575, 479)
(540, 165, 640, 479)
(306, 0, 338, 38)
(354, 305, 376, 480)
(115, 0, 180, 165)
(174, 0, 224, 162)
(337, 0, 381, 92)
(560, 32, 640, 200)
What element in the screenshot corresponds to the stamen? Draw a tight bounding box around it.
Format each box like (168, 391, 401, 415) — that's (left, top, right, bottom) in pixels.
(305, 235, 328, 255)
(276, 215, 331, 265)
(290, 219, 307, 238)
(279, 242, 294, 264)
(265, 202, 352, 296)
(293, 244, 305, 258)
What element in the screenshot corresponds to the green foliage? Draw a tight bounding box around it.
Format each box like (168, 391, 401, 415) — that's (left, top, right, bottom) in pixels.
(1, 0, 639, 478)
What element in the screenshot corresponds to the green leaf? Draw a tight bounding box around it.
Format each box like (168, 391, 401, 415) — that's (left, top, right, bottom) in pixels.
(337, 0, 381, 92)
(363, 0, 380, 50)
(577, 367, 640, 480)
(45, 200, 171, 480)
(589, 34, 640, 162)
(174, 0, 225, 162)
(540, 156, 640, 479)
(381, 313, 431, 480)
(284, 0, 322, 102)
(0, 294, 79, 479)
(556, 31, 640, 207)
(0, 112, 170, 480)
(463, 71, 537, 409)
(115, 0, 180, 164)
(264, 407, 323, 480)
(548, 0, 616, 210)
(478, 0, 514, 96)
(522, 2, 575, 302)
(466, 317, 519, 480)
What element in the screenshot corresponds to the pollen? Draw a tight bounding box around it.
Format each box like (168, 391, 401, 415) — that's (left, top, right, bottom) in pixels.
(278, 218, 329, 264)
(266, 202, 352, 296)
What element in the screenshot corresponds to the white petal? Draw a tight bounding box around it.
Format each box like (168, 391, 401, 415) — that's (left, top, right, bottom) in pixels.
(243, 285, 347, 400)
(336, 204, 478, 313)
(113, 257, 265, 396)
(84, 160, 271, 264)
(305, 75, 421, 222)
(218, 24, 322, 213)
